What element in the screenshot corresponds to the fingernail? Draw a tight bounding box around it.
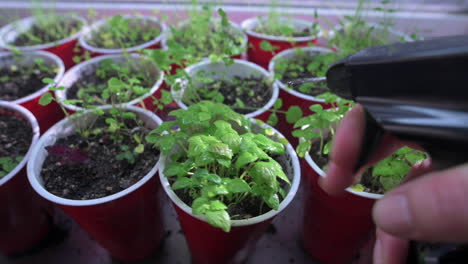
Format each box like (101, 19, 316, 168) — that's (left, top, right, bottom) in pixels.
(421, 158, 432, 169)
(374, 194, 413, 235)
(373, 238, 383, 264)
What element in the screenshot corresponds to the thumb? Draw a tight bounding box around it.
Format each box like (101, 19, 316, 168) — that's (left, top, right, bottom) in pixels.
(373, 164, 468, 242)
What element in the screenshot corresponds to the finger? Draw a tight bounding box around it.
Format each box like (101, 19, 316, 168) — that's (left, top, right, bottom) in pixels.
(373, 164, 468, 242)
(321, 105, 405, 195)
(320, 105, 365, 195)
(374, 229, 408, 264)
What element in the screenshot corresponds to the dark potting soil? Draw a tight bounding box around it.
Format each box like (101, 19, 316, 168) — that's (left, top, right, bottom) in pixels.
(278, 56, 330, 96)
(13, 19, 82, 47)
(0, 67, 55, 101)
(254, 26, 313, 38)
(66, 63, 158, 107)
(41, 119, 160, 200)
(308, 134, 382, 194)
(86, 17, 162, 49)
(182, 76, 272, 115)
(0, 112, 32, 161)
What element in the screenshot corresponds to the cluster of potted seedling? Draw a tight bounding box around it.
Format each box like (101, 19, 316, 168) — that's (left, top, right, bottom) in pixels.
(0, 1, 426, 264)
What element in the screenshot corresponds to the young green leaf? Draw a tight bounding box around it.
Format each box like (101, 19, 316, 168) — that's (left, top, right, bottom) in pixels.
(267, 113, 278, 126)
(192, 197, 210, 215)
(351, 184, 365, 192)
(260, 40, 279, 52)
(323, 140, 332, 155)
(42, 77, 55, 84)
(226, 178, 251, 193)
(286, 106, 303, 123)
(134, 144, 144, 154)
(264, 193, 280, 210)
(210, 200, 228, 211)
(172, 177, 194, 190)
(39, 93, 54, 106)
(202, 184, 229, 197)
(296, 140, 312, 158)
(206, 209, 231, 232)
(273, 98, 283, 109)
(235, 151, 258, 169)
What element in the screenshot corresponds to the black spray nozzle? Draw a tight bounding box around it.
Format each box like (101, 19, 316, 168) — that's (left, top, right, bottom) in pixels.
(325, 61, 352, 100)
(327, 35, 468, 105)
(326, 34, 468, 171)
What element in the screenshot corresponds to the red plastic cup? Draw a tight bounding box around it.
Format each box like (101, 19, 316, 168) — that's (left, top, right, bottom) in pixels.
(172, 59, 279, 123)
(54, 53, 164, 114)
(0, 15, 87, 69)
(241, 16, 323, 69)
(79, 15, 167, 58)
(301, 150, 381, 264)
(27, 105, 165, 262)
(0, 102, 52, 255)
(159, 121, 301, 264)
(1, 51, 66, 134)
(267, 46, 333, 146)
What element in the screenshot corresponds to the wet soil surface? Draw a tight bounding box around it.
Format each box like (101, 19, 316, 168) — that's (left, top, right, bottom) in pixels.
(182, 76, 272, 115)
(41, 118, 160, 200)
(276, 56, 330, 96)
(0, 111, 32, 161)
(66, 62, 158, 107)
(13, 19, 82, 46)
(254, 26, 314, 37)
(86, 17, 161, 49)
(0, 67, 55, 101)
(172, 24, 243, 58)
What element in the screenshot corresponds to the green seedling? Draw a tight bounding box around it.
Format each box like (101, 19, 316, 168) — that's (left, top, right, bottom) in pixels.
(85, 14, 162, 49)
(146, 101, 291, 232)
(326, 0, 410, 59)
(254, 12, 320, 39)
(0, 54, 58, 101)
(293, 93, 428, 194)
(39, 56, 158, 162)
(273, 48, 337, 95)
(0, 156, 23, 178)
(293, 92, 354, 159)
(254, 0, 321, 39)
(11, 11, 83, 46)
(167, 3, 245, 64)
(179, 67, 273, 113)
(255, 2, 321, 53)
(351, 147, 427, 192)
(41, 55, 159, 110)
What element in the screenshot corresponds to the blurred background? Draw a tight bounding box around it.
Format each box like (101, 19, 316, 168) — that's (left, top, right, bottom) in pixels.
(1, 0, 468, 37)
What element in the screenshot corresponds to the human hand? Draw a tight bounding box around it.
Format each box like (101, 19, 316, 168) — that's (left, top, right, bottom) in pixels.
(320, 104, 468, 264)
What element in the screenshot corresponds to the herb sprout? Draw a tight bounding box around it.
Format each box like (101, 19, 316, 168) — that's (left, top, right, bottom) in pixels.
(146, 101, 291, 232)
(294, 93, 428, 194)
(166, 4, 245, 63)
(85, 15, 162, 49)
(0, 55, 58, 101)
(0, 156, 23, 178)
(352, 147, 427, 193)
(39, 55, 160, 160)
(273, 48, 337, 95)
(12, 13, 83, 46)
